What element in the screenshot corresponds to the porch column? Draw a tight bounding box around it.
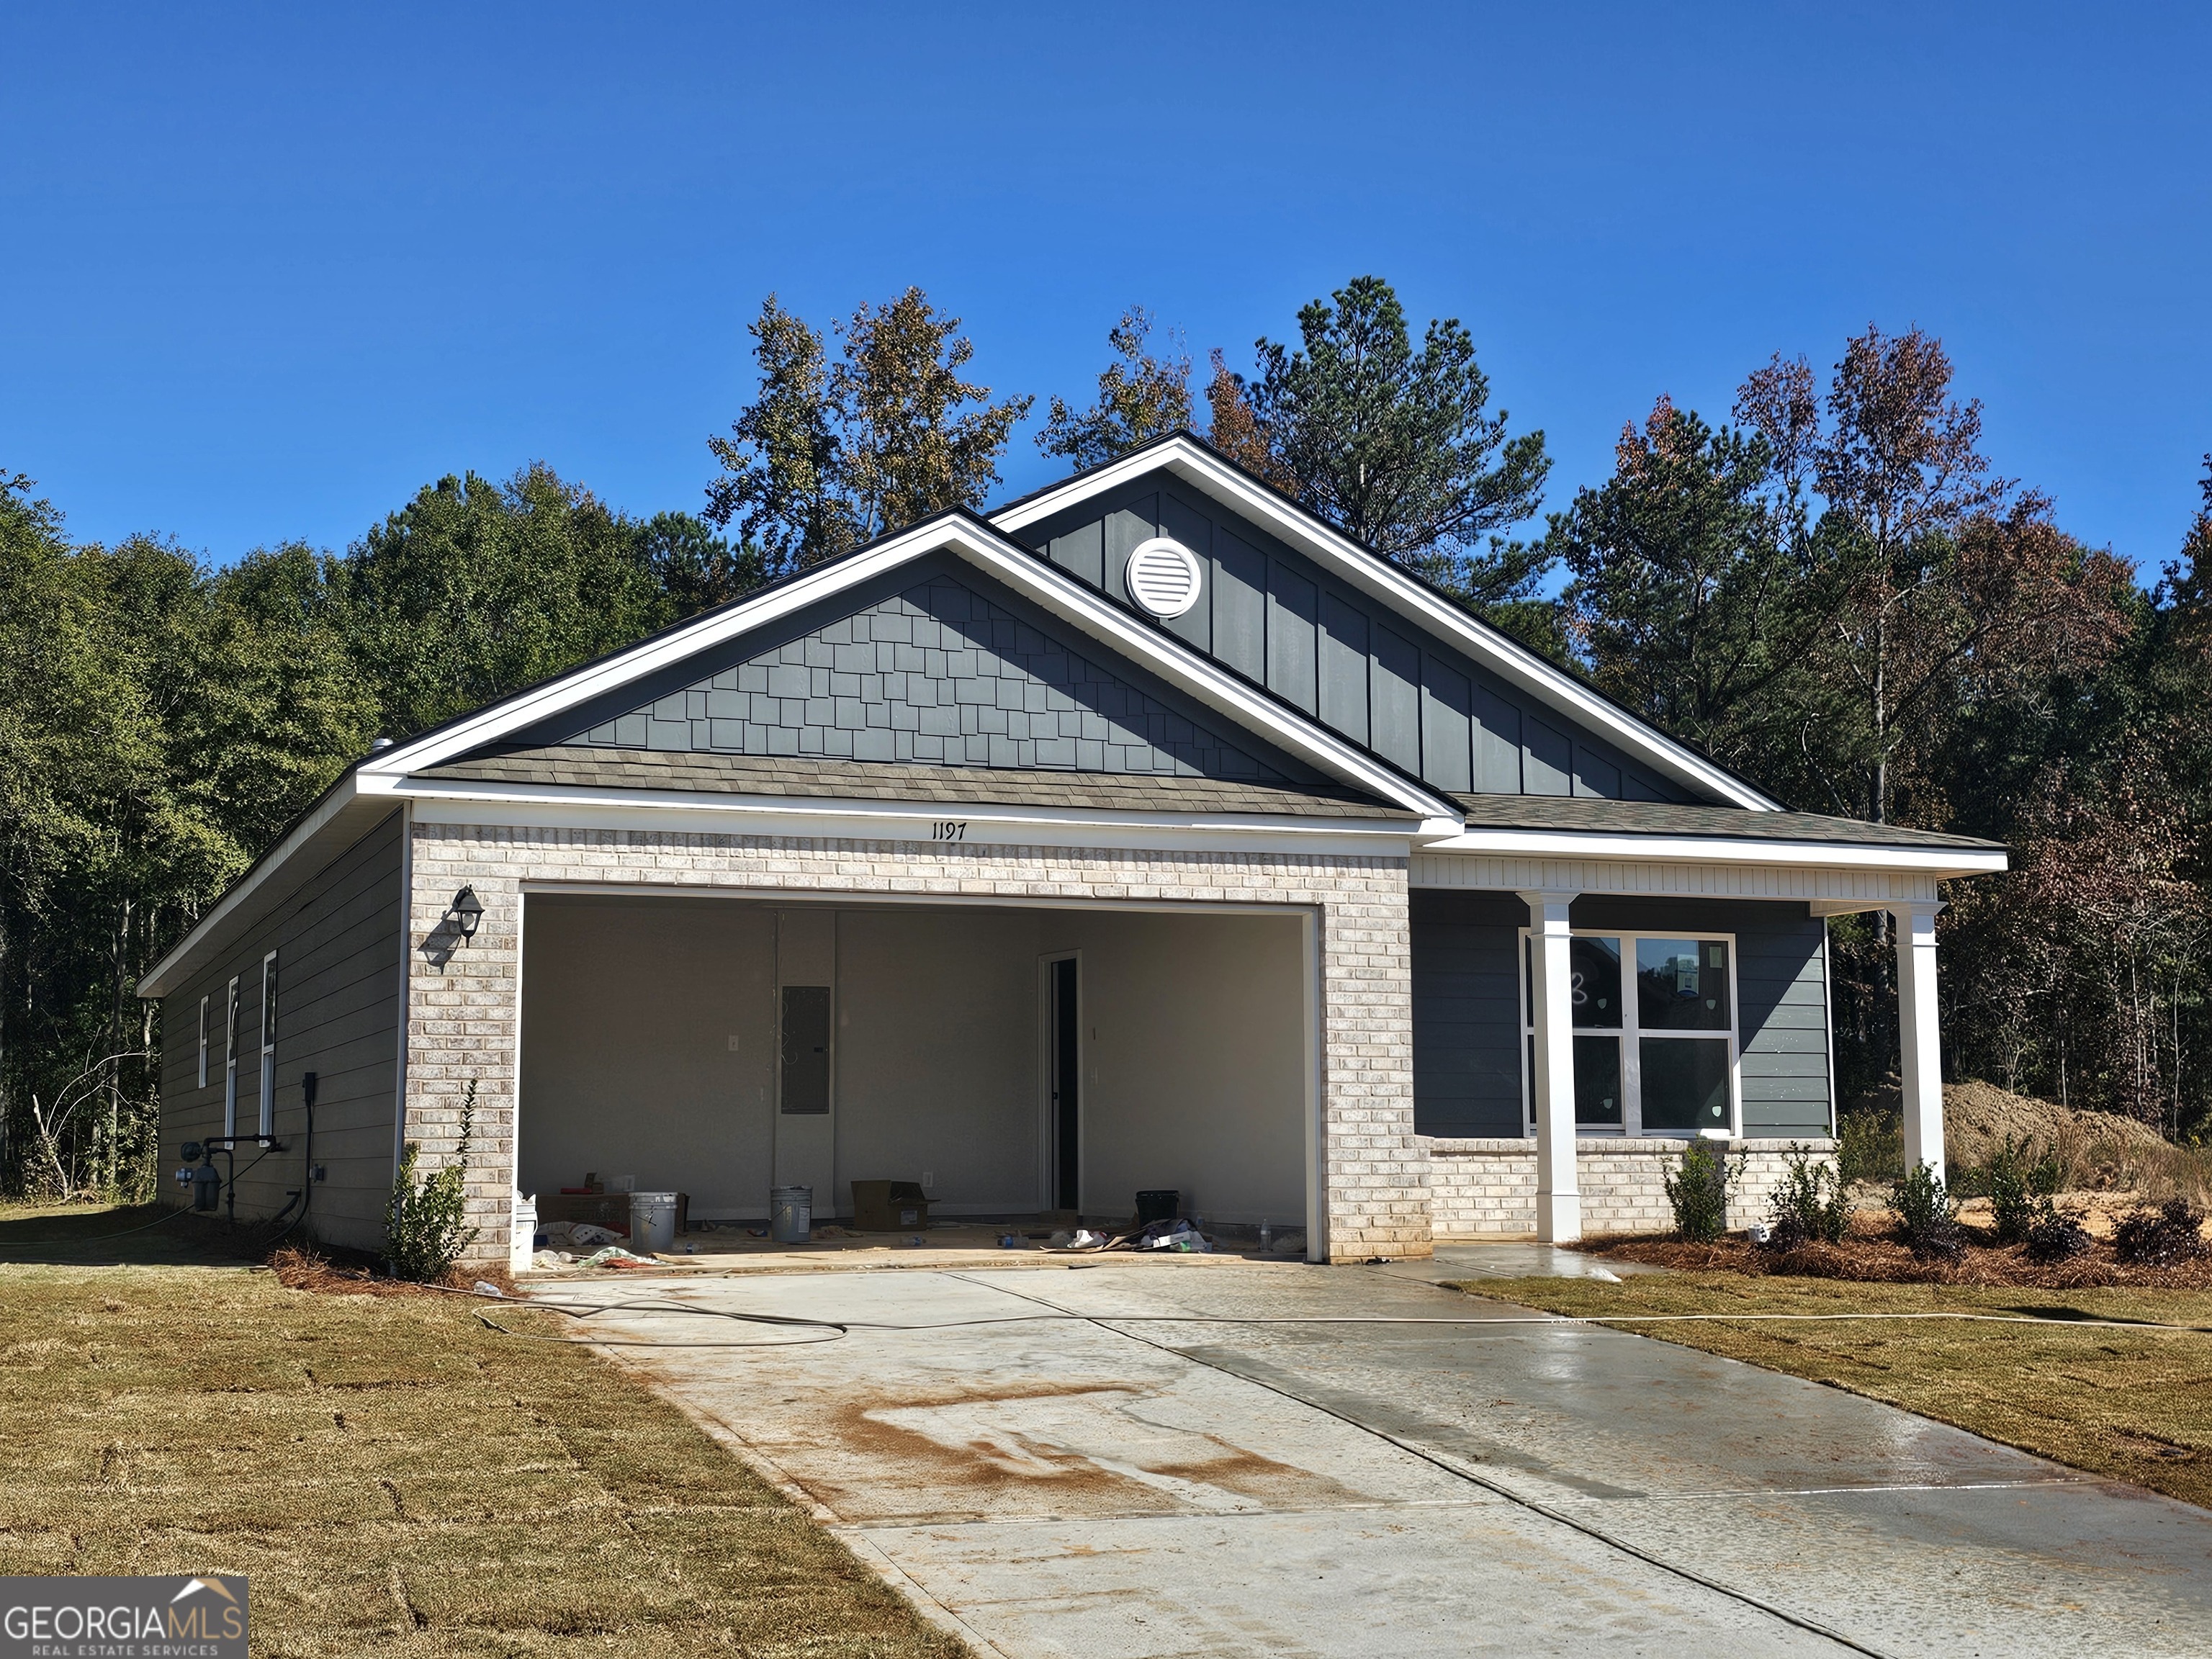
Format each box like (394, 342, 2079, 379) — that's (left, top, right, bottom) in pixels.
(1889, 899, 1946, 1176)
(1519, 889, 1581, 1242)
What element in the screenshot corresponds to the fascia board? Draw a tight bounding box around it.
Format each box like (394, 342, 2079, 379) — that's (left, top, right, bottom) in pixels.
(991, 438, 1783, 812)
(363, 514, 1453, 820)
(138, 773, 364, 999)
(399, 778, 1429, 855)
(1421, 827, 2010, 876)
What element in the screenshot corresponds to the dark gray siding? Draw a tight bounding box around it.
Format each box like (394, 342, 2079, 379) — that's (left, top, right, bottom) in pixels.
(523, 551, 1337, 788)
(1019, 477, 1691, 803)
(1410, 893, 1833, 1138)
(159, 811, 405, 1251)
(1411, 890, 1527, 1136)
(575, 571, 1284, 781)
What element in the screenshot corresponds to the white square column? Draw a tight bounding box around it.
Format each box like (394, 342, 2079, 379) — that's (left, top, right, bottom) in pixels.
(1889, 900, 1946, 1175)
(1520, 889, 1581, 1242)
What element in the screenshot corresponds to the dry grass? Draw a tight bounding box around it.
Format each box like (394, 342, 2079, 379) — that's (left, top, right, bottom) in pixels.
(1455, 1270, 2212, 1511)
(0, 1204, 966, 1658)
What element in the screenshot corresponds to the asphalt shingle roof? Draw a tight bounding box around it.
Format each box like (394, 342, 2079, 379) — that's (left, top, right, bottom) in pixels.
(428, 745, 1416, 820)
(1448, 792, 2005, 851)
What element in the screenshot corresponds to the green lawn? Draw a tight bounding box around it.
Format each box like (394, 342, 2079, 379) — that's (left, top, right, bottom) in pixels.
(0, 1203, 967, 1658)
(1456, 1269, 2212, 1511)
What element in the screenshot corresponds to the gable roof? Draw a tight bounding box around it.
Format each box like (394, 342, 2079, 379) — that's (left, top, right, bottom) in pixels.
(989, 431, 1784, 812)
(354, 506, 1457, 822)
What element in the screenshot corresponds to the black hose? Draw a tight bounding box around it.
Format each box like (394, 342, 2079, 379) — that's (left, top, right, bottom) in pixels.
(269, 1075, 315, 1249)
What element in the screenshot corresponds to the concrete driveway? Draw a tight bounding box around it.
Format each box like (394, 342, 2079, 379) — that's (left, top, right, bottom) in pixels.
(530, 1254, 2212, 1657)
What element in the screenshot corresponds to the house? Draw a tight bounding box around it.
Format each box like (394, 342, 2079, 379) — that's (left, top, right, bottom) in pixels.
(138, 434, 2005, 1262)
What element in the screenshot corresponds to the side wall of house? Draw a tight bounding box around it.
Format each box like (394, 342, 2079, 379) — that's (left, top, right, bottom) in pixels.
(1409, 891, 1832, 1139)
(160, 811, 405, 1251)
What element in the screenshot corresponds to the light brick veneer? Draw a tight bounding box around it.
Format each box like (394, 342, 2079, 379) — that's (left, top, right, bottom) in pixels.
(1426, 1136, 1838, 1238)
(402, 821, 1427, 1264)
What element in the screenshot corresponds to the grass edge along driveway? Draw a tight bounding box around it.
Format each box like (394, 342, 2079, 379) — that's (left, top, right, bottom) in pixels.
(1455, 1271, 2212, 1511)
(0, 1251, 969, 1658)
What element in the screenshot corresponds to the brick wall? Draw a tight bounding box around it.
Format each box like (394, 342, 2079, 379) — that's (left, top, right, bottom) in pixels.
(1426, 1137, 1838, 1238)
(402, 821, 1426, 1264)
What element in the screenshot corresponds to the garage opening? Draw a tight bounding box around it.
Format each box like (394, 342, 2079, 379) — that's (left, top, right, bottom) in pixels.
(516, 893, 1312, 1240)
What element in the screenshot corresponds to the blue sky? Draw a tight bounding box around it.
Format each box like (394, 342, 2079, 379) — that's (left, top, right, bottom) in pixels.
(3, 2, 2206, 577)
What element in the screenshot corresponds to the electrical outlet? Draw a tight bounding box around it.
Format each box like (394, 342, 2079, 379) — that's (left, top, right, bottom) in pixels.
(727, 1035, 741, 1051)
(921, 1171, 934, 1190)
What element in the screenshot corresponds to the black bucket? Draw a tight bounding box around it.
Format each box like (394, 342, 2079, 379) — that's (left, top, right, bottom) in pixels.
(1135, 1190, 1180, 1225)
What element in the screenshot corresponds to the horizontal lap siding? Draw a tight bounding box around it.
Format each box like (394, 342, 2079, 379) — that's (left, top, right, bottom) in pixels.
(1411, 893, 1833, 1139)
(159, 811, 405, 1251)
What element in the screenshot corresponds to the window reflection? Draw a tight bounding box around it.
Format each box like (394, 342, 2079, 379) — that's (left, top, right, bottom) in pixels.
(1570, 936, 1621, 1028)
(1636, 938, 1730, 1030)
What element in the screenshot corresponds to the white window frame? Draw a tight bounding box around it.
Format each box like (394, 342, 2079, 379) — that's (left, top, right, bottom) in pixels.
(1519, 927, 1741, 1138)
(223, 976, 240, 1137)
(197, 995, 210, 1089)
(258, 951, 279, 1138)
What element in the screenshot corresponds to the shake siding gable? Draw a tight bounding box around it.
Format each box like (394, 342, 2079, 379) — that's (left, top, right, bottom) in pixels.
(160, 811, 406, 1250)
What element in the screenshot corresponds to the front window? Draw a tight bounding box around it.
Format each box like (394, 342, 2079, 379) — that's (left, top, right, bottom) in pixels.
(258, 952, 279, 1136)
(1524, 931, 1737, 1136)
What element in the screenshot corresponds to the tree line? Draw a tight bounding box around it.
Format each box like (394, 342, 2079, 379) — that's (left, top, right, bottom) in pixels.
(3, 276, 2206, 1199)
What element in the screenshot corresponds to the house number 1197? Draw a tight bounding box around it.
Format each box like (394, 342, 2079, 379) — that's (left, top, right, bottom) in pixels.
(931, 820, 968, 841)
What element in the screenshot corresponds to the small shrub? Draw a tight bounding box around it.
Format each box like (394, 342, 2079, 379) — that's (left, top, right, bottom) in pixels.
(1764, 1143, 1850, 1249)
(1889, 1163, 1964, 1262)
(2111, 1200, 2209, 1268)
(385, 1079, 481, 1282)
(1979, 1136, 2059, 1244)
(1835, 1106, 1902, 1186)
(2020, 1203, 2092, 1264)
(1663, 1138, 1742, 1244)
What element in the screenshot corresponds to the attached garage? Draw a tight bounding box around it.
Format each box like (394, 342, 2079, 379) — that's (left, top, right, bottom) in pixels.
(517, 891, 1314, 1233)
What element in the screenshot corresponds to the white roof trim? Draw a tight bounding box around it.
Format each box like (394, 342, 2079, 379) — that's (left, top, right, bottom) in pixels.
(400, 776, 1443, 853)
(138, 774, 364, 997)
(1419, 827, 2007, 878)
(359, 513, 1457, 822)
(990, 437, 1783, 812)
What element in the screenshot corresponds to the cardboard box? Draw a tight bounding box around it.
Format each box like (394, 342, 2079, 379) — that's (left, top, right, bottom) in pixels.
(850, 1179, 930, 1232)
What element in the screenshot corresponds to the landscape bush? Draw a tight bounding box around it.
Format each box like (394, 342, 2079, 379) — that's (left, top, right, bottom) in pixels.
(1835, 1105, 1903, 1186)
(384, 1080, 480, 1282)
(1663, 1139, 1742, 1244)
(1764, 1143, 1851, 1249)
(2020, 1204, 2093, 1264)
(2111, 1200, 2209, 1268)
(1889, 1163, 1964, 1262)
(1969, 1136, 2064, 1243)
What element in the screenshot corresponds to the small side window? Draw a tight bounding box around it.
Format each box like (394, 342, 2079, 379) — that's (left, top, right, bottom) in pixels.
(197, 996, 210, 1089)
(258, 952, 279, 1137)
(223, 976, 240, 1137)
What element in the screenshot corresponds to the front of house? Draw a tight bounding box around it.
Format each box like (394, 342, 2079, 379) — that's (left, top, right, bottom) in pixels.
(140, 436, 2005, 1262)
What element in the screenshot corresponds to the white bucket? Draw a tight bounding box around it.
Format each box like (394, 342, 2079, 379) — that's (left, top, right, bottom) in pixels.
(511, 1191, 539, 1274)
(770, 1185, 812, 1244)
(630, 1191, 678, 1254)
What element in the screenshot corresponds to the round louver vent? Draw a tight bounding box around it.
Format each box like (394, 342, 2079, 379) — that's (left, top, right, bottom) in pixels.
(1124, 537, 1203, 619)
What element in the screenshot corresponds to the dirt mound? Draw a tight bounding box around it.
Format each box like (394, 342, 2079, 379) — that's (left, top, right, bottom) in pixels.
(1852, 1078, 2170, 1171)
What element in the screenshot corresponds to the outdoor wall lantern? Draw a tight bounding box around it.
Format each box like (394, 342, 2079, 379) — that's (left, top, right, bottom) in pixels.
(446, 886, 485, 941)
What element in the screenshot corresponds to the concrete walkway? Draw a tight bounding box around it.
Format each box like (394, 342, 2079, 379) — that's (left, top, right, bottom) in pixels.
(530, 1256, 2212, 1657)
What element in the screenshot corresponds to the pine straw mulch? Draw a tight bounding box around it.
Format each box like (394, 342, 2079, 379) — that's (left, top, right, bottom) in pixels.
(267, 1242, 518, 1299)
(1583, 1221, 2212, 1290)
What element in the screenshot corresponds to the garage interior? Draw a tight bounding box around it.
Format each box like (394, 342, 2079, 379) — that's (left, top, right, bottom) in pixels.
(516, 891, 1313, 1236)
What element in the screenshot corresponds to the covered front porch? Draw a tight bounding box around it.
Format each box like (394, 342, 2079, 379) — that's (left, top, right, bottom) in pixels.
(1410, 809, 1992, 1241)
